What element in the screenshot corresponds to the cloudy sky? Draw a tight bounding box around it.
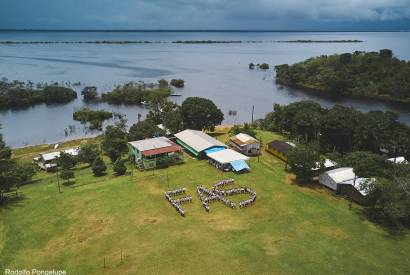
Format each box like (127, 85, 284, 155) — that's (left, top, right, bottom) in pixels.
(1, 0, 409, 30)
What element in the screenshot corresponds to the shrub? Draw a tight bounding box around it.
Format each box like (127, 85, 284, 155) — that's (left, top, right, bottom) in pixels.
(92, 156, 107, 176)
(113, 158, 127, 176)
(259, 63, 269, 70)
(170, 79, 185, 88)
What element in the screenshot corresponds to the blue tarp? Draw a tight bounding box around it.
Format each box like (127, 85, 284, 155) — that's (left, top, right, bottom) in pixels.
(230, 160, 250, 172)
(204, 147, 226, 155)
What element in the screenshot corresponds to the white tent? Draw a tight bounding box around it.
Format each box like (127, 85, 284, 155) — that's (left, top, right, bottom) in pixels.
(319, 167, 355, 191)
(207, 149, 249, 164)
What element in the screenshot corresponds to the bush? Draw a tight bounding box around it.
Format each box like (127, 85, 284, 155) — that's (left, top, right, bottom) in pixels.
(92, 156, 107, 176)
(170, 79, 185, 88)
(113, 158, 127, 176)
(60, 169, 75, 185)
(259, 63, 269, 70)
(78, 144, 101, 164)
(81, 86, 99, 102)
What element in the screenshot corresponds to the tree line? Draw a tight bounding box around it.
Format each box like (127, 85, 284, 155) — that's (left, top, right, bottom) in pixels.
(275, 49, 410, 103)
(0, 80, 77, 109)
(257, 101, 410, 229)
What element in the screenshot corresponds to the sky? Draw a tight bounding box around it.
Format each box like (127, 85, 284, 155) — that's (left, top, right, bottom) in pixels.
(0, 0, 409, 30)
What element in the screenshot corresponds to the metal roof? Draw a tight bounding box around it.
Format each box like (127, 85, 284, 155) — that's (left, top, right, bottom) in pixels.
(128, 137, 178, 153)
(207, 149, 249, 164)
(39, 147, 79, 161)
(386, 156, 408, 164)
(266, 140, 294, 155)
(324, 167, 355, 183)
(230, 133, 258, 146)
(174, 129, 226, 153)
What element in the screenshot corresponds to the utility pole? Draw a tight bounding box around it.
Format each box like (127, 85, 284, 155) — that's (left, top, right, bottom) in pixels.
(251, 105, 255, 124)
(56, 169, 61, 193)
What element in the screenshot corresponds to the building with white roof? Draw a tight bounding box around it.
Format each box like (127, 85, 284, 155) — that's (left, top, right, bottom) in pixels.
(229, 133, 260, 156)
(174, 129, 227, 157)
(207, 149, 250, 172)
(34, 147, 79, 171)
(319, 167, 355, 191)
(319, 167, 373, 205)
(386, 156, 408, 164)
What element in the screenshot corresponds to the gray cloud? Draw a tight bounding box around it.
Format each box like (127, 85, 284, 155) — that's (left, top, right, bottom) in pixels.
(1, 0, 409, 29)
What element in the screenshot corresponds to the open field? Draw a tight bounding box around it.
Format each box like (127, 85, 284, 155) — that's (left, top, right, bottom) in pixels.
(1, 131, 410, 274)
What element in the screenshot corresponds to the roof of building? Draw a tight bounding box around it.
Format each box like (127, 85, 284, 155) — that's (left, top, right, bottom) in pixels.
(39, 147, 79, 161)
(207, 148, 249, 164)
(324, 167, 356, 183)
(340, 177, 375, 196)
(40, 151, 61, 161)
(230, 133, 258, 146)
(128, 137, 181, 157)
(231, 159, 250, 172)
(386, 156, 408, 164)
(266, 140, 295, 155)
(312, 159, 337, 171)
(174, 129, 226, 153)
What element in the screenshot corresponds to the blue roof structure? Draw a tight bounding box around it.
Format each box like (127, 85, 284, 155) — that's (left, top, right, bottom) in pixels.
(230, 160, 250, 172)
(204, 147, 226, 156)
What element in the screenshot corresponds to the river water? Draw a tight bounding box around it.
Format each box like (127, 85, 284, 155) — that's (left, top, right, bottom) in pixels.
(0, 31, 409, 147)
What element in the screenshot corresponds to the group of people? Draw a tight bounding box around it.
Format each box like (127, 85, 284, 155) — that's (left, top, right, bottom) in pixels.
(165, 188, 192, 217)
(165, 179, 257, 216)
(197, 179, 257, 212)
(238, 188, 256, 208)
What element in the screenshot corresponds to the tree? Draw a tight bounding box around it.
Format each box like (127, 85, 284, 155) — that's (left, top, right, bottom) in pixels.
(101, 124, 128, 162)
(380, 49, 393, 59)
(288, 145, 322, 183)
(113, 158, 127, 176)
(180, 97, 224, 131)
(341, 151, 388, 178)
(92, 156, 107, 176)
(230, 123, 256, 137)
(78, 144, 101, 164)
(249, 63, 255, 69)
(364, 176, 410, 229)
(60, 169, 75, 185)
(170, 79, 185, 88)
(128, 120, 164, 141)
(57, 152, 76, 170)
(320, 105, 363, 153)
(163, 108, 184, 133)
(81, 86, 99, 102)
(0, 129, 11, 160)
(259, 63, 269, 70)
(0, 128, 36, 200)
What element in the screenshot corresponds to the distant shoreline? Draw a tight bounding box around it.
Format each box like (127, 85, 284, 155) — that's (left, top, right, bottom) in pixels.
(0, 40, 364, 45)
(0, 29, 408, 33)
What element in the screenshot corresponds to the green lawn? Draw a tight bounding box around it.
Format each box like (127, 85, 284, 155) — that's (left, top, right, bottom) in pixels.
(1, 131, 409, 274)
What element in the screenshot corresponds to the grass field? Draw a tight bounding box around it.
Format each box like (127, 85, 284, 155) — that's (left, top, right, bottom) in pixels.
(1, 131, 409, 274)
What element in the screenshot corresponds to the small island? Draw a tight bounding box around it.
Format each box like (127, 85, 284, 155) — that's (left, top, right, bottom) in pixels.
(0, 80, 77, 109)
(101, 80, 172, 105)
(275, 49, 410, 104)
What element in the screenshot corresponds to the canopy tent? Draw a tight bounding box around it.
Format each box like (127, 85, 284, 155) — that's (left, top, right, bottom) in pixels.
(207, 149, 249, 164)
(230, 159, 250, 172)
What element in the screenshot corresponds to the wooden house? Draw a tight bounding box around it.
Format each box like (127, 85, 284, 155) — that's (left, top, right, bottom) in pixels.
(229, 133, 260, 156)
(265, 140, 295, 162)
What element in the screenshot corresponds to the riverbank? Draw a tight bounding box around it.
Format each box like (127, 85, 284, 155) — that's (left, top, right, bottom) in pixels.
(275, 79, 410, 105)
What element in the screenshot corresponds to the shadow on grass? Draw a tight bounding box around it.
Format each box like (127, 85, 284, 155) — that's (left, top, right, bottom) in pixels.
(0, 193, 25, 210)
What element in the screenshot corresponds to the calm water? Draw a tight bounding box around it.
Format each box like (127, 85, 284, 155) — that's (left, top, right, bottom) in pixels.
(0, 31, 409, 147)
